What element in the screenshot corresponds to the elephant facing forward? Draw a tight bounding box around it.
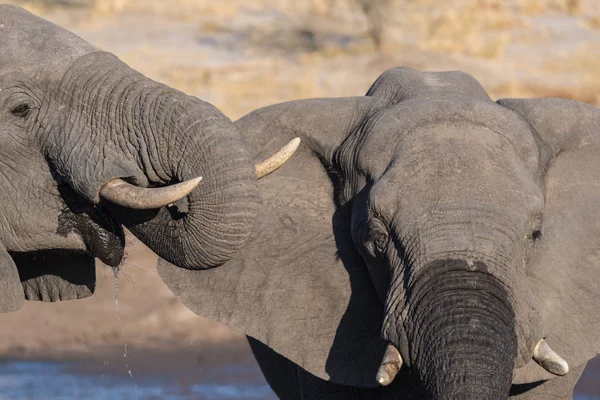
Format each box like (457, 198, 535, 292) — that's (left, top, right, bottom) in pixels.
(158, 67, 600, 399)
(0, 5, 296, 312)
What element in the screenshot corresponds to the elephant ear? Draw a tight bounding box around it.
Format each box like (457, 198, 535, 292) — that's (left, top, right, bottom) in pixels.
(0, 246, 25, 313)
(157, 97, 390, 387)
(12, 251, 96, 302)
(499, 98, 600, 382)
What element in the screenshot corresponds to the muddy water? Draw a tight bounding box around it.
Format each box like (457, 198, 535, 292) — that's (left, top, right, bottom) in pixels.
(0, 353, 598, 399)
(0, 343, 276, 400)
(0, 360, 274, 400)
(576, 356, 600, 398)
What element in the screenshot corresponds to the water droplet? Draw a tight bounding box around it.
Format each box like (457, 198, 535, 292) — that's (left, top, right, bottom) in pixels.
(113, 266, 120, 319)
(112, 266, 136, 386)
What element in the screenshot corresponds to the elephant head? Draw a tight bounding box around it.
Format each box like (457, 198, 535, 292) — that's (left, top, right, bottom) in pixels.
(157, 67, 600, 399)
(0, 5, 296, 313)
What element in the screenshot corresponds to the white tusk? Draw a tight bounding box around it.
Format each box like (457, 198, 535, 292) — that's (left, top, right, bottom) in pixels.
(100, 177, 202, 210)
(376, 343, 403, 386)
(255, 138, 300, 179)
(532, 339, 569, 376)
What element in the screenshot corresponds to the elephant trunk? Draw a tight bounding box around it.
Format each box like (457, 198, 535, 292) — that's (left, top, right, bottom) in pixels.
(122, 93, 260, 269)
(389, 261, 517, 400)
(50, 52, 260, 269)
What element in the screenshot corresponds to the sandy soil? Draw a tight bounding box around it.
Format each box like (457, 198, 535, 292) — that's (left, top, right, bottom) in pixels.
(1, 0, 600, 394)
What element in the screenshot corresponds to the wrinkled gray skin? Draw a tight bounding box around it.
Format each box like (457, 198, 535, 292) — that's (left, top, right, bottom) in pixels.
(158, 67, 600, 399)
(0, 5, 260, 312)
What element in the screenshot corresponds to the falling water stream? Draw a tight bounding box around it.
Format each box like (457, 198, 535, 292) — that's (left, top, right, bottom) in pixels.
(112, 266, 137, 398)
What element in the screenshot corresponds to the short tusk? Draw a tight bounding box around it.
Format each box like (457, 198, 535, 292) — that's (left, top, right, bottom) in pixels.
(255, 138, 301, 179)
(376, 343, 403, 386)
(532, 339, 569, 376)
(99, 177, 202, 210)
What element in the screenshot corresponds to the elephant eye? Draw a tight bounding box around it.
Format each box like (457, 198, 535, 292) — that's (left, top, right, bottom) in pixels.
(370, 229, 389, 256)
(11, 103, 31, 118)
(527, 215, 543, 243)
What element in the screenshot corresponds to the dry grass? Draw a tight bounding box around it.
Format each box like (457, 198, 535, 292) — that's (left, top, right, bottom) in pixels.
(585, 15, 600, 31)
(88, 0, 242, 19)
(414, 2, 520, 59)
(541, 47, 600, 105)
(494, 80, 600, 106)
(543, 44, 600, 78)
(488, 45, 600, 106)
(517, 0, 582, 15)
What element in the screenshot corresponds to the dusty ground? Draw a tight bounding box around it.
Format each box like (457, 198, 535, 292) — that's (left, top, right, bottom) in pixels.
(0, 0, 599, 394)
(0, 236, 243, 358)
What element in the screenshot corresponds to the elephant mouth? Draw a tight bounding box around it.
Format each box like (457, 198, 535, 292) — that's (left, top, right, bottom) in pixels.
(74, 205, 125, 268)
(57, 184, 125, 267)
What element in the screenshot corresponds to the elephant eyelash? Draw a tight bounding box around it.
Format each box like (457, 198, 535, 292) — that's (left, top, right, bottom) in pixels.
(10, 103, 31, 118)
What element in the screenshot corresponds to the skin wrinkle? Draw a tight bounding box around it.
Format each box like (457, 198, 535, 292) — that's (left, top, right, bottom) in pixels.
(101, 75, 129, 157)
(503, 103, 556, 174)
(134, 87, 167, 182)
(127, 87, 165, 182)
(408, 283, 514, 337)
(0, 140, 58, 246)
(149, 95, 174, 180)
(54, 54, 150, 178)
(402, 269, 516, 399)
(131, 87, 159, 180)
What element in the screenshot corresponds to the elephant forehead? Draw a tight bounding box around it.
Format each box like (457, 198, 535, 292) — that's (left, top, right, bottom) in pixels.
(363, 117, 543, 222)
(0, 5, 96, 77)
(357, 97, 538, 175)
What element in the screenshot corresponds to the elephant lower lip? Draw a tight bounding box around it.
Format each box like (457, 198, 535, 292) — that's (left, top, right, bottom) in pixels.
(56, 183, 125, 267)
(88, 223, 125, 268)
(84, 207, 125, 268)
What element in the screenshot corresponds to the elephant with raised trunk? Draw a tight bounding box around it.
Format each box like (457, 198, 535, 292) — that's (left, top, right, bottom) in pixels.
(158, 67, 600, 399)
(0, 5, 297, 312)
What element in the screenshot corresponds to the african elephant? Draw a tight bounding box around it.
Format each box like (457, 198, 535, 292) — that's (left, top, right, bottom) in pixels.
(157, 67, 600, 399)
(0, 5, 296, 313)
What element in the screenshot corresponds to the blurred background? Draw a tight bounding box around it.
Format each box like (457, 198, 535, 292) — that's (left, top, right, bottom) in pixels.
(0, 0, 599, 399)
